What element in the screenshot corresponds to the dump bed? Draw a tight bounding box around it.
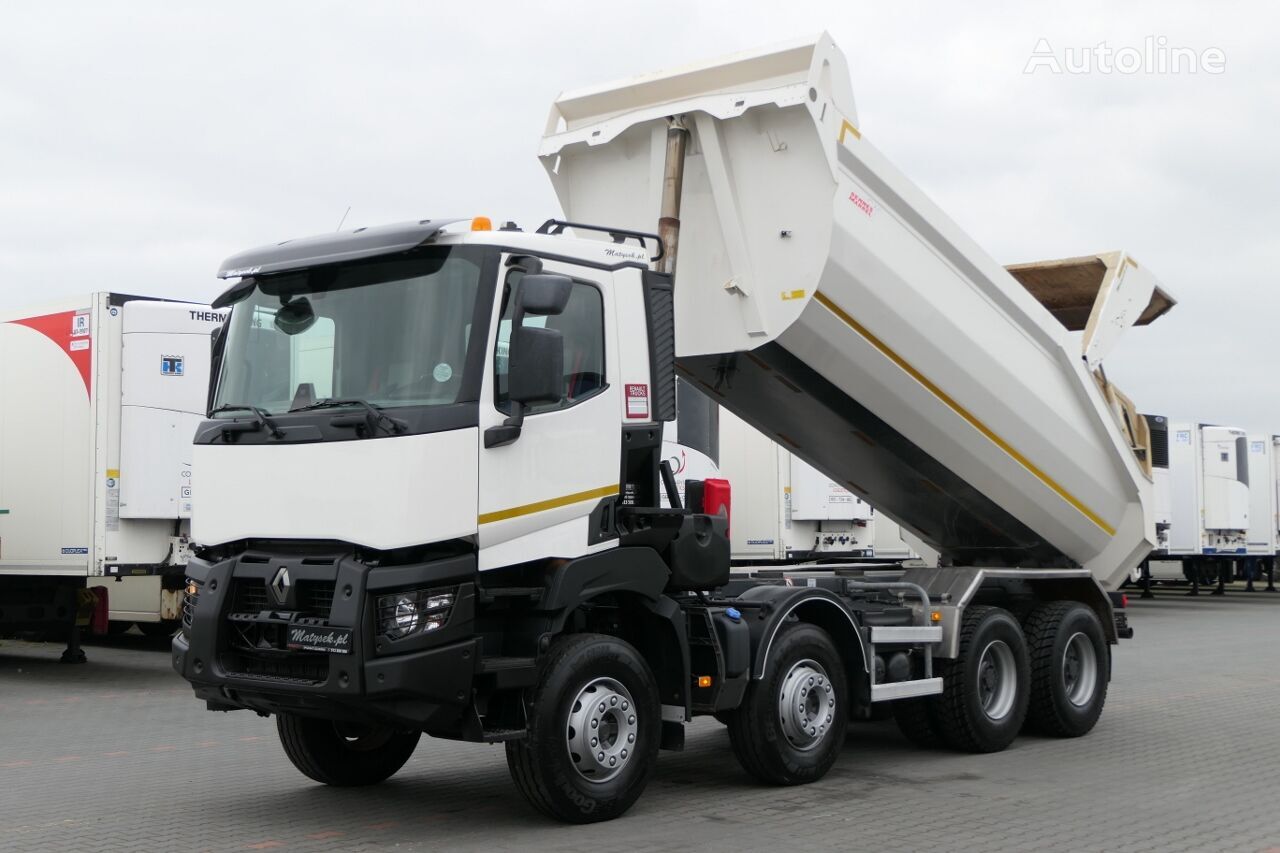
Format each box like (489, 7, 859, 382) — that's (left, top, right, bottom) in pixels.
(539, 34, 1170, 589)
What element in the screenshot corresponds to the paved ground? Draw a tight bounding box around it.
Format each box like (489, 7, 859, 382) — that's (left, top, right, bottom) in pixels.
(2, 586, 1280, 852)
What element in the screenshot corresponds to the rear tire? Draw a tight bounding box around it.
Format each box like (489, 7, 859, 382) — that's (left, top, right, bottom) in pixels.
(1023, 601, 1108, 737)
(505, 633, 660, 823)
(934, 606, 1029, 753)
(892, 698, 942, 748)
(727, 623, 848, 785)
(277, 715, 420, 786)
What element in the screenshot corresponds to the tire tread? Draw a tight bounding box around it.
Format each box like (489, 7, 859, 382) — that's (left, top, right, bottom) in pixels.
(1022, 601, 1107, 737)
(933, 605, 1028, 753)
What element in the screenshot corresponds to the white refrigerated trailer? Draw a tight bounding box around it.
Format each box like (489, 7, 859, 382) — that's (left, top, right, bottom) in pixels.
(718, 407, 875, 561)
(1162, 422, 1252, 591)
(0, 294, 219, 657)
(176, 34, 1174, 822)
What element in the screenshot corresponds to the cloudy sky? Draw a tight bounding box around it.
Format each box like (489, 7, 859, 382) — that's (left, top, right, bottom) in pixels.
(2, 2, 1274, 427)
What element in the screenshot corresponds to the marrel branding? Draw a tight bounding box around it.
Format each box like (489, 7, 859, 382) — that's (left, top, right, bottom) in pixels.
(848, 189, 875, 217)
(189, 310, 228, 323)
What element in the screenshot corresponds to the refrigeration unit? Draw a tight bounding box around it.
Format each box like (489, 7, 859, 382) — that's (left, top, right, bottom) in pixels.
(1165, 423, 1250, 584)
(718, 408, 874, 561)
(0, 294, 220, 651)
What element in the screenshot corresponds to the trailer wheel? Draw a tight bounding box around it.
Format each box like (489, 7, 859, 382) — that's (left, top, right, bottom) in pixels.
(505, 633, 660, 823)
(892, 698, 942, 748)
(934, 606, 1029, 753)
(1022, 601, 1108, 737)
(276, 715, 420, 786)
(727, 623, 848, 785)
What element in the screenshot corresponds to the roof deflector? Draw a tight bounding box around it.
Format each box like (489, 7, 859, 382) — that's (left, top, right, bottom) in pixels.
(217, 219, 463, 279)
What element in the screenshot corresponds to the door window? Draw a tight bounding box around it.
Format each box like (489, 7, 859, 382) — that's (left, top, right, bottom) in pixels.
(494, 272, 605, 415)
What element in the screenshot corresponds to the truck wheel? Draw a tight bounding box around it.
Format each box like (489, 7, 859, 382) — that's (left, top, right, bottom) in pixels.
(276, 715, 420, 786)
(727, 622, 848, 785)
(892, 698, 942, 748)
(1023, 601, 1108, 737)
(505, 633, 660, 823)
(934, 606, 1029, 753)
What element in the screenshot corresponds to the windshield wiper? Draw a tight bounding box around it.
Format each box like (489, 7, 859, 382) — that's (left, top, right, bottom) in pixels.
(209, 403, 285, 438)
(289, 398, 408, 435)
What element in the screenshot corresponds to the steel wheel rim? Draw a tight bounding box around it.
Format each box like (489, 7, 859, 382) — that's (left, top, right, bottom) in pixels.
(976, 640, 1017, 722)
(565, 677, 638, 783)
(777, 658, 836, 751)
(1061, 631, 1098, 707)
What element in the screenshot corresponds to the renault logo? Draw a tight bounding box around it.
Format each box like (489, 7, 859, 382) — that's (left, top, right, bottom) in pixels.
(270, 566, 291, 605)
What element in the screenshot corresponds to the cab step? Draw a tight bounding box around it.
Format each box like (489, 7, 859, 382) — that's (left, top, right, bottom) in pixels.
(477, 586, 545, 604)
(477, 656, 538, 689)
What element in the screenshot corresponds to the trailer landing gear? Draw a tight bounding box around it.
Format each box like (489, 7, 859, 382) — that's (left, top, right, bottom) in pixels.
(59, 624, 86, 665)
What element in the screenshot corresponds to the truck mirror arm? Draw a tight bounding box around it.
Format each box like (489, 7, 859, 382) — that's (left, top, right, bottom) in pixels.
(484, 402, 525, 448)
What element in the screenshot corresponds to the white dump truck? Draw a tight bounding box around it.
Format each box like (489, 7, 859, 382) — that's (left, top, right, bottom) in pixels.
(174, 34, 1172, 821)
(0, 293, 219, 658)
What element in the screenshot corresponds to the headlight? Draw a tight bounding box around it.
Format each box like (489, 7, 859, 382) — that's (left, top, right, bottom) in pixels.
(378, 588, 455, 639)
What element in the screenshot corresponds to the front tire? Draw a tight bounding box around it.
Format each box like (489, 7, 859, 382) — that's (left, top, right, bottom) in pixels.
(505, 633, 660, 823)
(727, 622, 848, 785)
(277, 715, 420, 787)
(1023, 601, 1109, 737)
(934, 606, 1030, 753)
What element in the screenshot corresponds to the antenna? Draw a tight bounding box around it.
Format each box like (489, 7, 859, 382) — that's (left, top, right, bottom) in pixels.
(335, 206, 352, 231)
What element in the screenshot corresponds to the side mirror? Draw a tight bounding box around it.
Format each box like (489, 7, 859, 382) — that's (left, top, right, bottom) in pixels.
(508, 325, 563, 405)
(518, 274, 573, 315)
(484, 325, 564, 449)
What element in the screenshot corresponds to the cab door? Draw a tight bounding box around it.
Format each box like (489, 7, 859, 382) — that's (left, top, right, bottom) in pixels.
(476, 256, 621, 570)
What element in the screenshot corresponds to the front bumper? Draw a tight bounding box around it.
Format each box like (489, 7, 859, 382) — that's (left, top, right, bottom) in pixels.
(173, 547, 479, 732)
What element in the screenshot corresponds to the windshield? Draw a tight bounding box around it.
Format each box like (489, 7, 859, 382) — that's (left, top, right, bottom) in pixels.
(213, 248, 488, 415)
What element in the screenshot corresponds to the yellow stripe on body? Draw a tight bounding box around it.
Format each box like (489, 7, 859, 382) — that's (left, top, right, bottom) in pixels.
(811, 291, 1116, 537)
(478, 484, 620, 525)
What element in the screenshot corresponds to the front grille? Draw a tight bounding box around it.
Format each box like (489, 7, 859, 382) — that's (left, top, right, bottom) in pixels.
(298, 581, 334, 618)
(219, 651, 330, 684)
(231, 579, 335, 619)
(234, 579, 271, 613)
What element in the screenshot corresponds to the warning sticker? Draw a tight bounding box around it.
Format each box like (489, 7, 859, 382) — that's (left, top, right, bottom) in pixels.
(70, 339, 90, 352)
(625, 384, 650, 420)
(105, 478, 120, 532)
